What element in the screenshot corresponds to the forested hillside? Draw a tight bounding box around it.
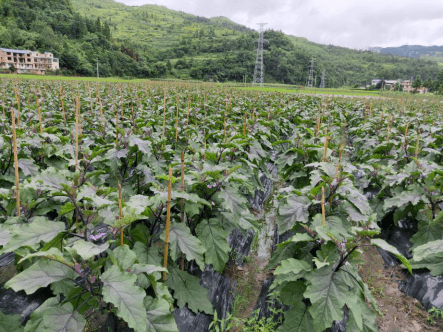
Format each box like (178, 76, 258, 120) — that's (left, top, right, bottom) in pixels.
(1, 0, 442, 86)
(0, 0, 163, 77)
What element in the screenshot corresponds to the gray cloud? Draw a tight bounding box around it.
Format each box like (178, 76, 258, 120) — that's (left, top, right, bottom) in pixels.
(115, 0, 443, 49)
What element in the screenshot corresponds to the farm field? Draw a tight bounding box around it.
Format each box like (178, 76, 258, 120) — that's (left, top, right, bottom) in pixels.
(240, 86, 393, 98)
(0, 77, 443, 332)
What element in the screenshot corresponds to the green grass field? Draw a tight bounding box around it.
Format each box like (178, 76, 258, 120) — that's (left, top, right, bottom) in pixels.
(0, 74, 146, 83)
(239, 86, 384, 97)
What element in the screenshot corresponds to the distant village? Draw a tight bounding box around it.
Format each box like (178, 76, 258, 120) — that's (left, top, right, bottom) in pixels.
(369, 79, 428, 94)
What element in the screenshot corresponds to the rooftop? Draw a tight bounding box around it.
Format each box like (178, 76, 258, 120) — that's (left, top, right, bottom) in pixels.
(1, 48, 31, 54)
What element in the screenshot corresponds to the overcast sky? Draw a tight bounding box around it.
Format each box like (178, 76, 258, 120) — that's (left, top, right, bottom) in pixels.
(115, 0, 443, 49)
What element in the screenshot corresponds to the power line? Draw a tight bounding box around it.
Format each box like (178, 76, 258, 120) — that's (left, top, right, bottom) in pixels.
(253, 23, 267, 86)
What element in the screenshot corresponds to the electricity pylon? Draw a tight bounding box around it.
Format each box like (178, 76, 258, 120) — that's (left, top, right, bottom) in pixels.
(320, 69, 326, 88)
(307, 58, 315, 87)
(253, 23, 267, 86)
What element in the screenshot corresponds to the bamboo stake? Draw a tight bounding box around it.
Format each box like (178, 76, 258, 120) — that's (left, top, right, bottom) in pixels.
(37, 95, 43, 134)
(162, 91, 166, 140)
(415, 129, 420, 158)
(175, 96, 179, 143)
(180, 152, 186, 271)
(77, 96, 82, 136)
(61, 99, 66, 122)
(11, 108, 20, 217)
(402, 120, 410, 150)
(99, 99, 104, 130)
(186, 98, 190, 129)
(243, 111, 247, 135)
(334, 146, 343, 180)
(163, 167, 173, 282)
(321, 187, 326, 227)
(88, 84, 93, 117)
(223, 110, 227, 142)
(14, 90, 20, 127)
(75, 100, 79, 171)
(115, 109, 119, 148)
(322, 128, 329, 162)
(203, 129, 206, 160)
(118, 183, 124, 246)
(180, 152, 185, 223)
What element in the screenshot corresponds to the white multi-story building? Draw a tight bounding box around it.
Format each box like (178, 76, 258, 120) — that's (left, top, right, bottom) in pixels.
(0, 48, 59, 75)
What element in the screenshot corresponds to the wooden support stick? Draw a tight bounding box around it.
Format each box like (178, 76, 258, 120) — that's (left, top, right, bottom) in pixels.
(75, 101, 79, 171)
(322, 128, 329, 162)
(163, 167, 173, 282)
(321, 187, 326, 227)
(118, 183, 123, 246)
(175, 96, 179, 143)
(415, 129, 420, 158)
(37, 96, 43, 134)
(180, 153, 186, 271)
(162, 91, 166, 140)
(115, 109, 119, 148)
(11, 108, 20, 216)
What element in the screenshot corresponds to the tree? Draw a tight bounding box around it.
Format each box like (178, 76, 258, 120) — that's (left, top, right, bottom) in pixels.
(394, 82, 403, 91)
(412, 75, 423, 92)
(166, 59, 172, 72)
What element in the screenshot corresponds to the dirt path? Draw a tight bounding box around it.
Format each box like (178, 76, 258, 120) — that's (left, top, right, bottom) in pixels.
(359, 245, 443, 332)
(224, 187, 279, 331)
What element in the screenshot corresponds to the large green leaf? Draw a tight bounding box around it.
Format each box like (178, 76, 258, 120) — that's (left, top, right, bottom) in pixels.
(6, 259, 76, 294)
(24, 297, 86, 332)
(18, 159, 39, 177)
(277, 301, 314, 332)
(163, 223, 205, 270)
(101, 265, 147, 332)
(278, 195, 311, 234)
(371, 239, 412, 273)
(110, 244, 137, 271)
(71, 240, 109, 260)
(0, 229, 11, 246)
(280, 280, 306, 306)
(411, 239, 443, 276)
(195, 218, 230, 272)
(410, 217, 443, 249)
(304, 265, 352, 332)
(273, 258, 312, 287)
(216, 185, 248, 216)
(337, 180, 371, 215)
(346, 303, 378, 332)
(0, 217, 65, 255)
(0, 312, 23, 332)
(144, 297, 179, 332)
(36, 302, 86, 332)
(383, 184, 429, 211)
(131, 264, 167, 275)
(166, 265, 213, 315)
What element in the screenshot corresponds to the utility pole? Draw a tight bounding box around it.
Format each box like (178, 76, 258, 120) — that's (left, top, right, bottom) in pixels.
(307, 58, 315, 88)
(96, 58, 99, 79)
(253, 23, 267, 86)
(320, 69, 326, 88)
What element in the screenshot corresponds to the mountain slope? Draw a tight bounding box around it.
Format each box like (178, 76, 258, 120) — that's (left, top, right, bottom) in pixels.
(376, 45, 443, 62)
(0, 0, 441, 85)
(71, 0, 442, 86)
(0, 0, 164, 77)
